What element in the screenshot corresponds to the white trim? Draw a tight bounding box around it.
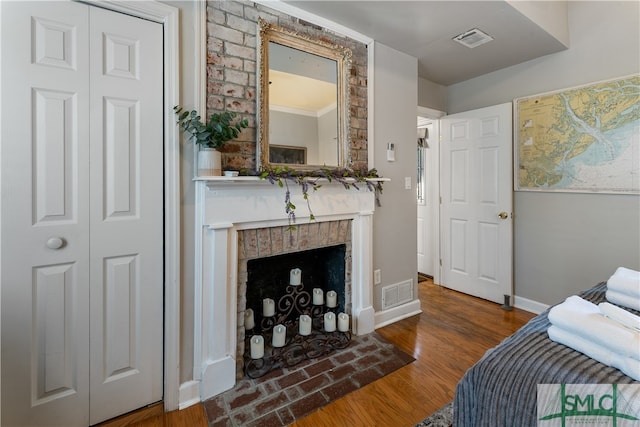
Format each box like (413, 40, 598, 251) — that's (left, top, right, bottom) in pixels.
(375, 300, 422, 329)
(417, 106, 446, 120)
(195, 0, 207, 179)
(254, 0, 372, 45)
(0, 3, 3, 424)
(191, 0, 207, 382)
(431, 119, 441, 285)
(514, 295, 549, 315)
(196, 220, 237, 399)
(352, 211, 376, 335)
(192, 176, 204, 381)
(367, 41, 375, 168)
(80, 0, 182, 412)
(178, 381, 201, 410)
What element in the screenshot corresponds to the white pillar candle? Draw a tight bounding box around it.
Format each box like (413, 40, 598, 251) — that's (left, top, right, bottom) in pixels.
(324, 312, 336, 332)
(272, 324, 286, 347)
(250, 335, 264, 359)
(326, 290, 337, 308)
(244, 308, 255, 330)
(263, 298, 275, 317)
(289, 268, 302, 286)
(338, 312, 350, 332)
(312, 288, 324, 305)
(299, 315, 312, 336)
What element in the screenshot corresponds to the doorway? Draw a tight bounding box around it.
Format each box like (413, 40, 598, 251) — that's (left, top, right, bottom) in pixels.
(416, 104, 513, 304)
(416, 107, 445, 286)
(417, 121, 434, 277)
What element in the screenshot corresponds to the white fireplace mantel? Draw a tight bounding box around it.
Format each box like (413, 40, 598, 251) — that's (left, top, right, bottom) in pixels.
(193, 177, 378, 400)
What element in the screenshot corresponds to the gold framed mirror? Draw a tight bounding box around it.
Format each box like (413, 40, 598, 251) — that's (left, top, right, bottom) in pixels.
(257, 19, 352, 171)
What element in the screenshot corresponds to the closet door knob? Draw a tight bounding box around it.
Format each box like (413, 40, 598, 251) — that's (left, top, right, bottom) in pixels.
(46, 237, 66, 250)
(498, 212, 508, 220)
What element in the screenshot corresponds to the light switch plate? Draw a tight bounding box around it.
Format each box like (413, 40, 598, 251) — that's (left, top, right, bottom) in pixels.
(404, 177, 411, 189)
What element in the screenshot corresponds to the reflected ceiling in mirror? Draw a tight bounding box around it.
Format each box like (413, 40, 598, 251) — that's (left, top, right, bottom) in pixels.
(258, 19, 352, 171)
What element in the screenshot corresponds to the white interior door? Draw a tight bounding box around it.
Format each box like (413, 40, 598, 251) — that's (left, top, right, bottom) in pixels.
(88, 6, 163, 425)
(440, 103, 513, 304)
(1, 2, 163, 425)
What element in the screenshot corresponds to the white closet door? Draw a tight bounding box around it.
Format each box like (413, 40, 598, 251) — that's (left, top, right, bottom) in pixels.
(1, 2, 164, 425)
(1, 2, 91, 425)
(88, 6, 163, 425)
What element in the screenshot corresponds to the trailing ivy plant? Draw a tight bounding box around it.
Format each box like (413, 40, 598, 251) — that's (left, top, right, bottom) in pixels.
(257, 166, 384, 233)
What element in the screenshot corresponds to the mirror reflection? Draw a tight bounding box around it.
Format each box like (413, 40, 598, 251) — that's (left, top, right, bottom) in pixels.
(269, 42, 338, 166)
(258, 20, 352, 171)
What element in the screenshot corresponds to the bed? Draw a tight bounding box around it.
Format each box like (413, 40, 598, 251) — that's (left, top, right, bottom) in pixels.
(454, 282, 640, 426)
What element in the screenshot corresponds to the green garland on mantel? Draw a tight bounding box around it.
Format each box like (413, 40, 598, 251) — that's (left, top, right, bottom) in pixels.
(251, 166, 385, 231)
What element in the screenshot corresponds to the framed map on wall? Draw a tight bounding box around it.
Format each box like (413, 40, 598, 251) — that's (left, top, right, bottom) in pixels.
(514, 75, 639, 194)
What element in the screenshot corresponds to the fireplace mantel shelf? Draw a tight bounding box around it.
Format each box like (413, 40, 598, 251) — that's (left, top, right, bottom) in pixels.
(194, 176, 389, 185)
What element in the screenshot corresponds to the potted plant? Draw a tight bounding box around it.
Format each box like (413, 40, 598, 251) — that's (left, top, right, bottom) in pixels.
(174, 106, 249, 176)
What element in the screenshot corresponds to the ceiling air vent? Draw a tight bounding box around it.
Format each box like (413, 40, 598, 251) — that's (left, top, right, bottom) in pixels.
(453, 28, 494, 49)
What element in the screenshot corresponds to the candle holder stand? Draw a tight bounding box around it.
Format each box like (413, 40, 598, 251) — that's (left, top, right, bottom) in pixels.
(244, 282, 351, 379)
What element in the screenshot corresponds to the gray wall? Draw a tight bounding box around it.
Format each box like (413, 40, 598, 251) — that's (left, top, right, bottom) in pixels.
(447, 1, 640, 305)
(372, 43, 419, 309)
(418, 76, 447, 112)
(270, 111, 319, 163)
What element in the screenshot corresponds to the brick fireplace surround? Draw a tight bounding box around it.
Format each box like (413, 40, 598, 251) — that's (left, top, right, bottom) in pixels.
(194, 178, 377, 401)
(236, 219, 352, 379)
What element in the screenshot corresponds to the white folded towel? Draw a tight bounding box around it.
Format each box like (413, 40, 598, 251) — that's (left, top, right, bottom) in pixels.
(599, 302, 640, 332)
(548, 325, 640, 381)
(548, 295, 640, 360)
(607, 288, 640, 312)
(607, 267, 640, 297)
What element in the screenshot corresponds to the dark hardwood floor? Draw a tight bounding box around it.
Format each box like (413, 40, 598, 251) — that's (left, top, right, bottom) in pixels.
(110, 279, 535, 426)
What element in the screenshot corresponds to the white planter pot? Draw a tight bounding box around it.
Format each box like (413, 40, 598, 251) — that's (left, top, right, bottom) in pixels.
(198, 148, 222, 176)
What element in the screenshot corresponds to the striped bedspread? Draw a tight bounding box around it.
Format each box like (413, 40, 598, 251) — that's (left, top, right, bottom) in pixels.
(454, 282, 640, 427)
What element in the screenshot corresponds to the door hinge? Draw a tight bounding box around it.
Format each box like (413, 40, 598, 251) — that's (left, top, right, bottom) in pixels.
(439, 259, 442, 266)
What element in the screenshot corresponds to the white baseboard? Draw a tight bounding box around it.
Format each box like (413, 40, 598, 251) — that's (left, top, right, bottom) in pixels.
(374, 299, 422, 329)
(514, 295, 549, 315)
(178, 380, 201, 409)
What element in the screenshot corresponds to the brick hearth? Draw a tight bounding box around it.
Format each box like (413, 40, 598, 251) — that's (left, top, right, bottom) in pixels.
(204, 332, 415, 427)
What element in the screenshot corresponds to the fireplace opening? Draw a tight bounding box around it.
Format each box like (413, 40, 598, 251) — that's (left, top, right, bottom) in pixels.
(246, 244, 347, 327)
(240, 244, 352, 378)
(235, 221, 354, 380)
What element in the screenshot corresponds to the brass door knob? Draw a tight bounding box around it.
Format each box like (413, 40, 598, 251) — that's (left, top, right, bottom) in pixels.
(498, 212, 509, 220)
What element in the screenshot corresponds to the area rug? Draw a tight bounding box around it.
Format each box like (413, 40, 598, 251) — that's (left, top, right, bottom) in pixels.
(415, 402, 453, 427)
(203, 331, 415, 427)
